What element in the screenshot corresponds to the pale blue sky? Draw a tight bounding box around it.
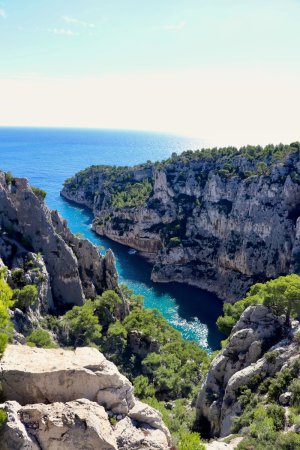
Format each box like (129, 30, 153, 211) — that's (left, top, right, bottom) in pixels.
(0, 0, 300, 145)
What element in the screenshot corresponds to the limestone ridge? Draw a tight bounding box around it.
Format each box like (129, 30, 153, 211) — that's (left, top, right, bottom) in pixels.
(61, 145, 300, 302)
(0, 172, 124, 312)
(0, 345, 171, 449)
(195, 304, 300, 438)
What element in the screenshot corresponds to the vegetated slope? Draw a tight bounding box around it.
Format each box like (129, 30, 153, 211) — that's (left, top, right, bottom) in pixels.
(195, 275, 300, 449)
(0, 170, 208, 449)
(61, 142, 300, 302)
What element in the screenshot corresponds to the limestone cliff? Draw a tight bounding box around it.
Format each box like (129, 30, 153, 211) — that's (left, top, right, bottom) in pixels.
(195, 304, 300, 438)
(0, 171, 122, 311)
(61, 143, 300, 302)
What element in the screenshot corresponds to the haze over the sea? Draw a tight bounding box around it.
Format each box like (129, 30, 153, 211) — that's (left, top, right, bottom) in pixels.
(0, 0, 299, 146)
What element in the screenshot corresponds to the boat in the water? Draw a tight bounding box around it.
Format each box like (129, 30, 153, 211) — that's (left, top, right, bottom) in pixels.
(128, 248, 137, 255)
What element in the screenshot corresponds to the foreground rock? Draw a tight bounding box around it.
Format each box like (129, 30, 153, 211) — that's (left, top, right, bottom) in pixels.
(195, 305, 299, 437)
(0, 399, 170, 450)
(0, 172, 121, 310)
(0, 345, 171, 449)
(61, 146, 300, 301)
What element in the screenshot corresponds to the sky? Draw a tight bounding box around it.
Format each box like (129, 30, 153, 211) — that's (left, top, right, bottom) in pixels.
(0, 0, 300, 146)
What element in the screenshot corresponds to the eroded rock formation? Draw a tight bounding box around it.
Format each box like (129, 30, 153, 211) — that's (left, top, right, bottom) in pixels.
(195, 305, 300, 437)
(0, 172, 121, 311)
(61, 147, 300, 302)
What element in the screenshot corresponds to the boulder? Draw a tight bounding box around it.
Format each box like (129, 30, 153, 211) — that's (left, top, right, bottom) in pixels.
(0, 345, 171, 449)
(279, 392, 293, 406)
(0, 399, 117, 450)
(0, 345, 134, 414)
(114, 416, 169, 450)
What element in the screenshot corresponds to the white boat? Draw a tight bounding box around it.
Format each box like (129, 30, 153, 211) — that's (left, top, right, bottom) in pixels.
(128, 248, 137, 255)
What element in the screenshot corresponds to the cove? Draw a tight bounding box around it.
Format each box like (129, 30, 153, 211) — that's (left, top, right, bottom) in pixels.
(59, 199, 224, 352)
(0, 127, 224, 352)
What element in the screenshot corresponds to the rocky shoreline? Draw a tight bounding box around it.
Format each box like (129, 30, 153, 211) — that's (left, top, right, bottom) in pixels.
(61, 144, 300, 303)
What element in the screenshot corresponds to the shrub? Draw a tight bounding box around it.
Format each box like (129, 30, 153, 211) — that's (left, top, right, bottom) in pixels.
(0, 408, 7, 428)
(265, 404, 285, 431)
(31, 186, 47, 199)
(104, 320, 127, 354)
(133, 375, 155, 398)
(216, 315, 236, 336)
(12, 284, 38, 310)
(168, 236, 181, 248)
(177, 432, 205, 450)
(276, 432, 300, 450)
(61, 300, 102, 346)
(111, 178, 152, 208)
(294, 331, 300, 344)
(267, 368, 294, 401)
(26, 329, 57, 348)
(11, 268, 25, 287)
(217, 275, 300, 336)
(0, 269, 14, 357)
(5, 171, 14, 184)
(289, 379, 300, 407)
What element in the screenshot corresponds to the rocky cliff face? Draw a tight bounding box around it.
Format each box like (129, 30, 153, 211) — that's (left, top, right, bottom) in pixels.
(0, 172, 122, 311)
(61, 145, 300, 302)
(195, 304, 300, 438)
(0, 345, 171, 449)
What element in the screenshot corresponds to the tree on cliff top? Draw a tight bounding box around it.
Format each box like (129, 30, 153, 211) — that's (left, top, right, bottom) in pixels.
(260, 274, 300, 325)
(217, 274, 300, 336)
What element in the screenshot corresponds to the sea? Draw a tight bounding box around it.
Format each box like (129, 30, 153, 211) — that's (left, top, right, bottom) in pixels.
(0, 127, 224, 352)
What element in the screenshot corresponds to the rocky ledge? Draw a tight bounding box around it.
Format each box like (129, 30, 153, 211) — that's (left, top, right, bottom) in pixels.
(0, 345, 171, 450)
(61, 144, 300, 302)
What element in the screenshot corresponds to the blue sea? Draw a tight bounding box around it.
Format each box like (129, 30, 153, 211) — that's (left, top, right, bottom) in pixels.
(0, 127, 223, 352)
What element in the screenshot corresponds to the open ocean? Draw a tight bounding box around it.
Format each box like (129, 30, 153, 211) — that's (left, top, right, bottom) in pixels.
(0, 127, 223, 352)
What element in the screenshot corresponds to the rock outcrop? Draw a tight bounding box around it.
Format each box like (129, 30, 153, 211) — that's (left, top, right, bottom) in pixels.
(61, 146, 300, 302)
(0, 172, 121, 311)
(195, 305, 299, 438)
(0, 345, 171, 449)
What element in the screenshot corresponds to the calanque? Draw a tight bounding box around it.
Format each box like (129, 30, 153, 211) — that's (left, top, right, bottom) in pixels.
(1, 143, 300, 450)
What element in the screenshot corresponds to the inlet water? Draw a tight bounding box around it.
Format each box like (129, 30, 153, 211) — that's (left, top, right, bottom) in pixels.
(0, 127, 224, 352)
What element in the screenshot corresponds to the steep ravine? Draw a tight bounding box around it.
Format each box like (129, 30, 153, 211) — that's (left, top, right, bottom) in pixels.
(61, 143, 300, 303)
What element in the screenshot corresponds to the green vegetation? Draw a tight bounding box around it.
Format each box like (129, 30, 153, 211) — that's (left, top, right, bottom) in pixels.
(231, 358, 300, 448)
(31, 186, 47, 199)
(177, 432, 205, 450)
(12, 284, 38, 311)
(0, 268, 13, 357)
(64, 143, 300, 193)
(61, 299, 103, 347)
(5, 171, 14, 184)
(53, 285, 208, 447)
(111, 178, 152, 208)
(145, 397, 205, 449)
(217, 274, 300, 336)
(11, 268, 25, 287)
(26, 329, 57, 348)
(0, 408, 7, 429)
(164, 142, 300, 170)
(168, 236, 181, 248)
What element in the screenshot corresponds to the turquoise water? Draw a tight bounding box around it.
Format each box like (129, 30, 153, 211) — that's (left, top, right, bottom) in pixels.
(0, 127, 223, 352)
